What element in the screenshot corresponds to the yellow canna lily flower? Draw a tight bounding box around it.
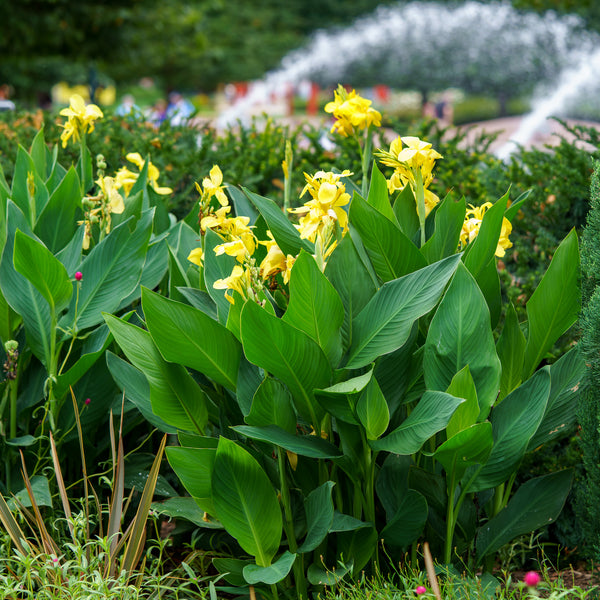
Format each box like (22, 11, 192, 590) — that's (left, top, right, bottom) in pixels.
(200, 165, 229, 207)
(325, 85, 381, 137)
(187, 247, 204, 266)
(459, 202, 513, 257)
(214, 264, 251, 304)
(125, 153, 173, 196)
(96, 175, 125, 215)
(59, 94, 104, 148)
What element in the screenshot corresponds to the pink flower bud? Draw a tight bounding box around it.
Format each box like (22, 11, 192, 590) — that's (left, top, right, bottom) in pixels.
(524, 571, 541, 587)
(415, 586, 427, 595)
(75, 271, 83, 281)
(85, 398, 91, 405)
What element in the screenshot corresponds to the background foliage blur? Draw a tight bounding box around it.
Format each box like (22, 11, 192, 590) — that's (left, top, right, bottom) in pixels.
(1, 0, 599, 104)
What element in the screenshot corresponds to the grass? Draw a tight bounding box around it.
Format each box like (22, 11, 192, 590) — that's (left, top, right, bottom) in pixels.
(321, 563, 599, 600)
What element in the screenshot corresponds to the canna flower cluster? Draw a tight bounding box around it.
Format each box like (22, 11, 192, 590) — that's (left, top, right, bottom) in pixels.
(115, 153, 173, 196)
(187, 165, 264, 304)
(188, 165, 353, 304)
(289, 170, 352, 261)
(377, 136, 443, 217)
(59, 94, 104, 148)
(460, 202, 513, 257)
(324, 85, 382, 137)
(79, 155, 125, 250)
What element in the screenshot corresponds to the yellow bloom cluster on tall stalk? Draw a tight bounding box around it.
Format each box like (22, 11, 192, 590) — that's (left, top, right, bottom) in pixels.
(187, 164, 353, 304)
(460, 202, 513, 257)
(79, 155, 125, 250)
(187, 165, 265, 305)
(376, 136, 443, 246)
(116, 153, 173, 196)
(325, 85, 382, 197)
(59, 94, 103, 148)
(289, 170, 351, 269)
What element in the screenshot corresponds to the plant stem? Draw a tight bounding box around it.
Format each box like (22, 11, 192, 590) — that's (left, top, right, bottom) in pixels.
(361, 127, 373, 198)
(277, 448, 307, 600)
(444, 472, 456, 565)
(414, 168, 427, 247)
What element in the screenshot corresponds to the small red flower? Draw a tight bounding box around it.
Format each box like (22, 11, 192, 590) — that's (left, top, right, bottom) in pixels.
(75, 271, 83, 281)
(85, 398, 91, 405)
(415, 586, 427, 595)
(524, 571, 541, 587)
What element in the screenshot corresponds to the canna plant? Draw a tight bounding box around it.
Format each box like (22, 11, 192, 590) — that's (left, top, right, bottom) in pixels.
(0, 95, 173, 495)
(105, 87, 583, 600)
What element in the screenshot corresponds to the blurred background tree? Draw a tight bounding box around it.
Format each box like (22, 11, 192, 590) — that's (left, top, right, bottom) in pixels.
(0, 0, 598, 104)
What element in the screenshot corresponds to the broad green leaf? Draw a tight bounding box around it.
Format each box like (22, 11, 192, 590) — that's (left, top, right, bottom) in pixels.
(229, 184, 259, 225)
(244, 187, 313, 256)
(496, 302, 526, 401)
(522, 229, 580, 379)
(232, 425, 342, 459)
(7, 475, 52, 510)
(243, 552, 296, 585)
(374, 325, 419, 419)
(331, 512, 370, 532)
(349, 193, 426, 282)
(392, 185, 420, 238)
(104, 313, 208, 432)
(166, 446, 216, 515)
(475, 255, 502, 328)
(56, 225, 85, 275)
(284, 251, 344, 366)
(423, 262, 501, 420)
(241, 300, 331, 426)
(212, 437, 282, 566)
(346, 254, 461, 369)
(504, 189, 532, 221)
(376, 454, 411, 518)
(314, 369, 373, 425)
(528, 347, 585, 449)
(475, 470, 573, 561)
(236, 357, 263, 417)
(463, 192, 508, 280)
(325, 233, 377, 351)
(13, 230, 72, 314)
(367, 163, 397, 223)
(142, 288, 241, 391)
(246, 377, 296, 434)
(117, 238, 169, 310)
(0, 290, 19, 343)
(168, 245, 190, 302)
(106, 351, 177, 433)
(371, 391, 464, 455)
(167, 220, 201, 271)
(178, 287, 218, 320)
(54, 323, 112, 397)
(151, 497, 221, 528)
(470, 368, 550, 492)
(446, 366, 479, 438)
(203, 228, 235, 324)
(11, 145, 48, 226)
(62, 211, 153, 331)
(434, 422, 493, 482)
(356, 377, 389, 440)
(34, 166, 81, 253)
(29, 128, 47, 178)
(212, 558, 252, 587)
(420, 195, 466, 264)
(298, 481, 335, 553)
(0, 203, 51, 365)
(380, 489, 427, 548)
